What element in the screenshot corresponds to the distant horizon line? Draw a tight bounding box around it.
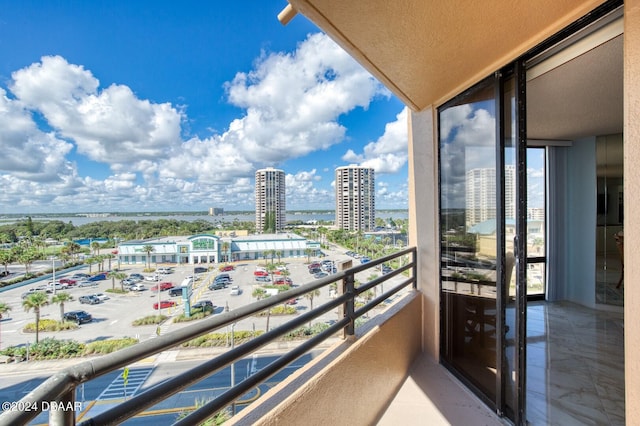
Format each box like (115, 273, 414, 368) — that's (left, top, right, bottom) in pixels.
(0, 208, 409, 217)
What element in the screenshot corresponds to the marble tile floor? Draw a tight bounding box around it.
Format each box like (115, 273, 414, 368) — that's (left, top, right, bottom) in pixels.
(526, 301, 624, 426)
(378, 301, 624, 425)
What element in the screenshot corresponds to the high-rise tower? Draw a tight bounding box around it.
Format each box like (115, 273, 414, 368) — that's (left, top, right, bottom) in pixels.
(255, 167, 286, 233)
(335, 165, 375, 231)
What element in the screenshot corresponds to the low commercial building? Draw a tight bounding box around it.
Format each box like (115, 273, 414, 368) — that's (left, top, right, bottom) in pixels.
(116, 232, 319, 266)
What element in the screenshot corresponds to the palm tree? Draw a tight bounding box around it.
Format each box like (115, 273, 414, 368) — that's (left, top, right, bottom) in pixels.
(275, 250, 283, 263)
(66, 242, 82, 261)
(17, 247, 40, 277)
(0, 301, 11, 350)
(142, 245, 155, 270)
(252, 288, 271, 332)
(22, 292, 50, 344)
(304, 248, 313, 263)
(90, 240, 101, 256)
(52, 292, 73, 321)
(108, 270, 128, 291)
(221, 242, 230, 263)
(0, 249, 14, 276)
(303, 289, 321, 327)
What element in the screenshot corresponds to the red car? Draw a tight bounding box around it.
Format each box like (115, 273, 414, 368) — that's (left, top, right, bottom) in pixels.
(308, 263, 321, 270)
(153, 300, 177, 309)
(275, 277, 293, 285)
(219, 265, 235, 272)
(254, 270, 268, 277)
(151, 282, 174, 292)
(59, 278, 77, 286)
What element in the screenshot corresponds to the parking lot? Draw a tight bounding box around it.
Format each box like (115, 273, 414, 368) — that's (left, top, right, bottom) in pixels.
(0, 245, 402, 350)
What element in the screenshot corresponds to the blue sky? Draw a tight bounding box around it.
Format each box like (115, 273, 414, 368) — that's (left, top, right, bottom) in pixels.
(0, 1, 408, 214)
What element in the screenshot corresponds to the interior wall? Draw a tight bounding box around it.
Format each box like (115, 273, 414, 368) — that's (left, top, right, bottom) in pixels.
(567, 137, 598, 307)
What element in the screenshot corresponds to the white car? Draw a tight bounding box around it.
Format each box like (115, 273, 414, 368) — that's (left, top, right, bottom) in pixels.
(145, 274, 159, 281)
(229, 285, 241, 296)
(92, 293, 110, 301)
(78, 280, 98, 288)
(129, 284, 146, 292)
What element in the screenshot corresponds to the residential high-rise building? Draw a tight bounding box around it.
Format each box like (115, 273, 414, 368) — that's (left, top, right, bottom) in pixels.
(255, 167, 286, 233)
(465, 165, 516, 228)
(335, 165, 375, 231)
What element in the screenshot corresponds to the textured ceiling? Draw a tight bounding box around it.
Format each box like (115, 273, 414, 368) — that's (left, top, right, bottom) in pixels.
(527, 35, 623, 141)
(286, 0, 607, 110)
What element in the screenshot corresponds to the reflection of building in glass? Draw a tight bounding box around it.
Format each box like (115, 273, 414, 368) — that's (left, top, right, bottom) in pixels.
(528, 207, 545, 221)
(466, 165, 515, 227)
(255, 167, 286, 233)
(335, 165, 375, 231)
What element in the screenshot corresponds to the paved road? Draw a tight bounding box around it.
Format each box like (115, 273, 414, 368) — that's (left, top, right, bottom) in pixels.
(0, 350, 324, 425)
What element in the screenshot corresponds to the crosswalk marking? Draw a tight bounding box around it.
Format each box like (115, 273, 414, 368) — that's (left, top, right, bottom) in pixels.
(97, 367, 153, 400)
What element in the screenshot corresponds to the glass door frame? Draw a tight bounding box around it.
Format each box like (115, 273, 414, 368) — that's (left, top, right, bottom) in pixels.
(437, 64, 528, 425)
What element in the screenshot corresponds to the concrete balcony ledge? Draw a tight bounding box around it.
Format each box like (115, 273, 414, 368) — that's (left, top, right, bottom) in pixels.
(230, 290, 503, 426)
(377, 354, 504, 426)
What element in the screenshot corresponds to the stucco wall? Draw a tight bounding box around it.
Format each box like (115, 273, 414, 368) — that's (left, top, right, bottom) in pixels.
(625, 2, 640, 423)
(408, 108, 439, 359)
(230, 293, 422, 426)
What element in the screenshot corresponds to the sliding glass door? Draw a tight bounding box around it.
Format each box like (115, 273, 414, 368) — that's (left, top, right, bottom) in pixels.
(439, 67, 527, 424)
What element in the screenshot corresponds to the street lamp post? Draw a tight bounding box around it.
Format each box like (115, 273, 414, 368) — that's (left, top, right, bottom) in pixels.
(51, 256, 57, 296)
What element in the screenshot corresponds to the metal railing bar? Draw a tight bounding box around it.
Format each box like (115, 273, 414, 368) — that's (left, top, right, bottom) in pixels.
(0, 248, 416, 426)
(175, 317, 352, 426)
(354, 277, 415, 319)
(80, 293, 352, 425)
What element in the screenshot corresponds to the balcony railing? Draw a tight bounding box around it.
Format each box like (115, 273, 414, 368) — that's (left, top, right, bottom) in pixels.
(0, 247, 416, 426)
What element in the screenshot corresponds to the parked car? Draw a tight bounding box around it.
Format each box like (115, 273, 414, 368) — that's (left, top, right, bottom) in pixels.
(229, 285, 241, 296)
(169, 287, 184, 297)
(219, 265, 235, 272)
(308, 268, 322, 274)
(255, 276, 271, 282)
(79, 295, 101, 305)
(274, 277, 293, 285)
(314, 272, 328, 279)
(145, 274, 160, 282)
(71, 273, 90, 280)
(156, 267, 173, 274)
(254, 270, 268, 277)
(209, 282, 227, 290)
(151, 282, 174, 292)
(128, 283, 146, 292)
(47, 281, 68, 290)
(21, 289, 47, 299)
(192, 300, 214, 312)
(308, 263, 321, 270)
(92, 293, 109, 301)
(88, 273, 106, 281)
(129, 273, 144, 281)
(153, 300, 177, 310)
(194, 267, 208, 274)
(360, 257, 371, 264)
(59, 278, 77, 286)
(78, 280, 98, 288)
(121, 278, 136, 286)
(63, 310, 92, 324)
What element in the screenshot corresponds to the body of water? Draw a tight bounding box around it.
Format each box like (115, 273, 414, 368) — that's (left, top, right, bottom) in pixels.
(1, 211, 408, 227)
